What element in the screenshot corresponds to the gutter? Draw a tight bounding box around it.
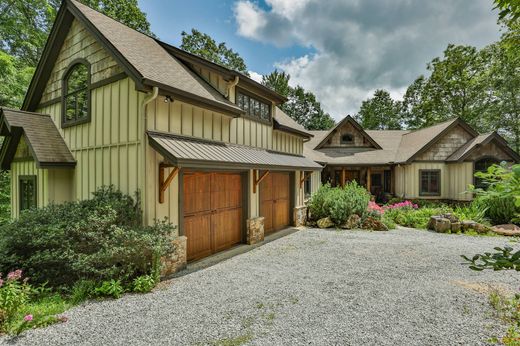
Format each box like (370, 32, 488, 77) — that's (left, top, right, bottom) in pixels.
(141, 86, 159, 225)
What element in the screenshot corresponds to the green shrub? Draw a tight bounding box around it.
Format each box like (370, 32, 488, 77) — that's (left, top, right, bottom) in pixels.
(471, 163, 520, 225)
(94, 280, 124, 299)
(0, 186, 177, 290)
(384, 206, 450, 229)
(132, 275, 156, 293)
(308, 182, 370, 225)
(69, 280, 96, 305)
(307, 183, 332, 220)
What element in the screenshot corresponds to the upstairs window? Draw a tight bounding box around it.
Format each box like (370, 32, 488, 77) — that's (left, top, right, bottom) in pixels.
(341, 133, 354, 144)
(62, 61, 90, 127)
(236, 91, 271, 122)
(19, 176, 37, 211)
(419, 170, 441, 196)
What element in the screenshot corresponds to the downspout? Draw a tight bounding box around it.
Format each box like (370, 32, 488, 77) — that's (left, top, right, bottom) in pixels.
(141, 86, 159, 226)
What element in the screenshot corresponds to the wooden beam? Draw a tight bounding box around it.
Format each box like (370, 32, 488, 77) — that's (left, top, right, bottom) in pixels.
(367, 167, 372, 195)
(299, 171, 311, 189)
(159, 164, 178, 204)
(253, 169, 269, 193)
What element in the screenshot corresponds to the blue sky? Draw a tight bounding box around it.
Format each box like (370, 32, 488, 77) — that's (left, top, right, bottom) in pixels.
(138, 0, 501, 120)
(138, 0, 313, 75)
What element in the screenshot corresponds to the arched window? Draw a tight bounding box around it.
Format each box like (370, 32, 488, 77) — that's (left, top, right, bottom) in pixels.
(474, 157, 500, 189)
(62, 60, 90, 127)
(341, 133, 353, 144)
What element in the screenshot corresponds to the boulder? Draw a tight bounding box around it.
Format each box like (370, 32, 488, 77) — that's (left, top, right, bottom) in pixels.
(461, 220, 477, 231)
(473, 223, 492, 234)
(433, 218, 452, 233)
(492, 224, 520, 236)
(340, 214, 361, 229)
(317, 217, 334, 229)
(361, 216, 389, 231)
(442, 213, 459, 223)
(451, 222, 461, 232)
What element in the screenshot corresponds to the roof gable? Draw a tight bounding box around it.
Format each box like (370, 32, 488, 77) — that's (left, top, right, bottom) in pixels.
(23, 0, 242, 116)
(314, 116, 381, 150)
(447, 132, 520, 162)
(395, 118, 478, 163)
(0, 108, 76, 169)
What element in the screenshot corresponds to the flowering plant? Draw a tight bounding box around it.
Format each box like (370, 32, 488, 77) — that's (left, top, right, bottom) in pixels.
(368, 201, 386, 214)
(0, 270, 31, 332)
(385, 200, 419, 210)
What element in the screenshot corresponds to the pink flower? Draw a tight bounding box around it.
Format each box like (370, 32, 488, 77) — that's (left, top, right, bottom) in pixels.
(7, 269, 22, 281)
(24, 315, 33, 322)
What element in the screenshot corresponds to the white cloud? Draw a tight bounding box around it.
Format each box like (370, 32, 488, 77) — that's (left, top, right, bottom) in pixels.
(248, 70, 263, 83)
(234, 0, 500, 120)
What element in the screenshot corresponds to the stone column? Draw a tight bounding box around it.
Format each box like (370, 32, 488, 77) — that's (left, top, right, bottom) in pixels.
(246, 217, 264, 245)
(293, 206, 307, 227)
(161, 235, 187, 277)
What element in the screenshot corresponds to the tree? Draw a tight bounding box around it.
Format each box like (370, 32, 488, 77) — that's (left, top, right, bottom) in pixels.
(401, 76, 436, 129)
(262, 69, 290, 97)
(262, 70, 335, 130)
(180, 29, 248, 75)
(355, 90, 402, 130)
(494, 0, 520, 20)
(0, 51, 34, 108)
(486, 21, 520, 153)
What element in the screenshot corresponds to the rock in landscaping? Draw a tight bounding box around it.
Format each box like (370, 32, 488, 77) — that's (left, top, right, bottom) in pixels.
(473, 223, 492, 234)
(340, 214, 361, 229)
(428, 216, 451, 233)
(492, 224, 520, 236)
(306, 220, 317, 227)
(317, 217, 334, 229)
(442, 213, 459, 223)
(361, 216, 388, 231)
(461, 220, 477, 231)
(451, 222, 461, 232)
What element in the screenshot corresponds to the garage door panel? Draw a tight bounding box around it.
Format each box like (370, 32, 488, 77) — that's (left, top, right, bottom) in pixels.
(212, 208, 242, 252)
(260, 172, 290, 234)
(185, 214, 212, 261)
(184, 172, 243, 261)
(184, 174, 211, 215)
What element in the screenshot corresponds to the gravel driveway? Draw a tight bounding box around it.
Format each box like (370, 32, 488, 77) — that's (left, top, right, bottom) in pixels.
(2, 228, 518, 345)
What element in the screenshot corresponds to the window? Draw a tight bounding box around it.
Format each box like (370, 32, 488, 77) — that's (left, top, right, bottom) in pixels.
(304, 174, 312, 198)
(474, 157, 500, 189)
(341, 133, 354, 144)
(236, 91, 271, 122)
(62, 60, 90, 127)
(420, 170, 441, 196)
(19, 176, 37, 211)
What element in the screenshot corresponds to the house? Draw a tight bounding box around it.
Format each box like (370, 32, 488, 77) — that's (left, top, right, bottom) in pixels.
(0, 0, 322, 266)
(304, 116, 520, 202)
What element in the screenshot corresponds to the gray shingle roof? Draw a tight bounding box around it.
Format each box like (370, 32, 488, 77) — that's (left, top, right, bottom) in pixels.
(303, 117, 482, 165)
(70, 0, 242, 115)
(273, 107, 313, 138)
(148, 131, 322, 170)
(0, 108, 75, 168)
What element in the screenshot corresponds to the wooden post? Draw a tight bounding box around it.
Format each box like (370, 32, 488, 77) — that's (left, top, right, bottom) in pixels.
(341, 168, 345, 187)
(367, 167, 372, 195)
(159, 164, 178, 204)
(253, 169, 269, 193)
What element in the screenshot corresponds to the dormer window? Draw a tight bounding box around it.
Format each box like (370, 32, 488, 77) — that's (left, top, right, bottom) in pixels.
(62, 59, 91, 127)
(341, 133, 354, 144)
(236, 90, 271, 122)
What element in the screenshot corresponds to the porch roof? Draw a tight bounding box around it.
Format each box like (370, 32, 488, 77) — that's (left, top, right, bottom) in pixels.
(147, 131, 323, 171)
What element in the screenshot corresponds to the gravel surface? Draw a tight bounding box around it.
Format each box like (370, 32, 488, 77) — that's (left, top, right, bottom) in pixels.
(2, 228, 518, 345)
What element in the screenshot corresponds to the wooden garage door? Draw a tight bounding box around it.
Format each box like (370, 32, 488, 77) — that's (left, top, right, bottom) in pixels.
(260, 172, 290, 234)
(183, 172, 243, 261)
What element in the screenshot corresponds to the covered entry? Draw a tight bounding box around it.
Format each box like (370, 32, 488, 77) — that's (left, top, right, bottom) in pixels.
(183, 172, 243, 261)
(259, 172, 291, 233)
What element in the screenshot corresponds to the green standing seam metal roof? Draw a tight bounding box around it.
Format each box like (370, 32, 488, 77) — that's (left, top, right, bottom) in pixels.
(0, 108, 76, 168)
(148, 131, 323, 171)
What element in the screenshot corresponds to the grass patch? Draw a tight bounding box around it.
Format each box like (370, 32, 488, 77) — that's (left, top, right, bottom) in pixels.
(488, 290, 520, 345)
(212, 332, 253, 346)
